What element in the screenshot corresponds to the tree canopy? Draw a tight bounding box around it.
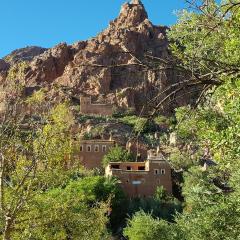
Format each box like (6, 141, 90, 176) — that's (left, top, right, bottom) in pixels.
(124, 1, 240, 239)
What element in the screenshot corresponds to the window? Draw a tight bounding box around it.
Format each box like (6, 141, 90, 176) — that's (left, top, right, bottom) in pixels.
(87, 145, 91, 152)
(161, 169, 166, 175)
(132, 180, 142, 185)
(138, 166, 145, 170)
(127, 166, 132, 171)
(80, 145, 83, 152)
(154, 169, 160, 175)
(102, 145, 107, 152)
(111, 164, 120, 169)
(94, 145, 99, 152)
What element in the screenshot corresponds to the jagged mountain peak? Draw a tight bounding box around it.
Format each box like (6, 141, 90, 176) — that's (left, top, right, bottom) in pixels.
(131, 0, 142, 4)
(0, 1, 194, 115)
(118, 0, 148, 27)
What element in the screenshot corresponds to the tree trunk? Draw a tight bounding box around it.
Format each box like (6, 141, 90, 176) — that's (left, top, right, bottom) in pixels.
(3, 216, 12, 240)
(0, 153, 5, 212)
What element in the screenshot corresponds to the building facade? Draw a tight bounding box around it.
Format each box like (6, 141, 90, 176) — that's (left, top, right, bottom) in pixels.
(80, 96, 113, 116)
(78, 139, 115, 169)
(105, 149, 172, 198)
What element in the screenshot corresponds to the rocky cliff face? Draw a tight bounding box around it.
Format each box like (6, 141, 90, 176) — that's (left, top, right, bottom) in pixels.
(0, 0, 193, 115)
(4, 46, 47, 65)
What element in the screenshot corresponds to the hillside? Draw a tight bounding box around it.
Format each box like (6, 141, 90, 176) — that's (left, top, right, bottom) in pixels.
(0, 0, 196, 115)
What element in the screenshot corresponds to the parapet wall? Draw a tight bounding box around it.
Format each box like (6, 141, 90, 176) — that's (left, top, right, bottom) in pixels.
(80, 96, 113, 116)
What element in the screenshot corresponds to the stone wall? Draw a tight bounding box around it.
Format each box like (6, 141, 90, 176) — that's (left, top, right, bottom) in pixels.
(80, 96, 113, 116)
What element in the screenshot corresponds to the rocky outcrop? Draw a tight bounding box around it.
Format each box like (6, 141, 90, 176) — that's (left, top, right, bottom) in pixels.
(4, 46, 47, 65)
(25, 43, 74, 85)
(54, 0, 173, 113)
(0, 59, 10, 72)
(0, 59, 10, 84)
(1, 0, 193, 115)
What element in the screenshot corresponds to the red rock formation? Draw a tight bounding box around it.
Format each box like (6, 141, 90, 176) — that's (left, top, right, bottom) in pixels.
(4, 46, 47, 65)
(1, 0, 194, 115)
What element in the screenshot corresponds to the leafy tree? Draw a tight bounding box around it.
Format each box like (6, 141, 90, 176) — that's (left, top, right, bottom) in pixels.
(120, 115, 155, 133)
(124, 211, 173, 240)
(0, 102, 74, 239)
(154, 186, 171, 202)
(123, 1, 240, 239)
(102, 145, 133, 167)
(9, 180, 110, 240)
(66, 176, 128, 232)
(169, 147, 199, 171)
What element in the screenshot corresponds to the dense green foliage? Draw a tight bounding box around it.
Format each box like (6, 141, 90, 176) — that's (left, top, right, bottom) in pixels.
(124, 211, 172, 240)
(0, 102, 128, 239)
(124, 1, 240, 239)
(102, 145, 134, 167)
(119, 115, 155, 133)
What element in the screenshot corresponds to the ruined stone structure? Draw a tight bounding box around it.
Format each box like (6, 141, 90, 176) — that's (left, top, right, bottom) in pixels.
(105, 149, 172, 198)
(80, 96, 113, 116)
(78, 139, 115, 169)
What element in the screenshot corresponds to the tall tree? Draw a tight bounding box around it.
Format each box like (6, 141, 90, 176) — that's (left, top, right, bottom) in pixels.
(124, 1, 240, 239)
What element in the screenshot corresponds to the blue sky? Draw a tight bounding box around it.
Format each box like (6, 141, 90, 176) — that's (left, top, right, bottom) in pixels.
(0, 0, 187, 58)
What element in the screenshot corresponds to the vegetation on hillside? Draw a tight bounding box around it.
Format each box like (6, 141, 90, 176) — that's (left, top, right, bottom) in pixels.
(102, 145, 134, 167)
(124, 1, 240, 239)
(1, 0, 240, 239)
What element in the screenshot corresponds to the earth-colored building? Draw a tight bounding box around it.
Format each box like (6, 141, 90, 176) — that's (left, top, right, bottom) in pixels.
(105, 149, 172, 198)
(80, 96, 113, 116)
(78, 139, 115, 169)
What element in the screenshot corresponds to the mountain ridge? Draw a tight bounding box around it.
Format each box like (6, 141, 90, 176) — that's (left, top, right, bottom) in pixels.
(0, 0, 194, 115)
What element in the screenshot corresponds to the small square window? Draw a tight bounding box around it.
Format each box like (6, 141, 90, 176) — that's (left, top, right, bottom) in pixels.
(161, 169, 166, 175)
(80, 145, 83, 152)
(127, 166, 132, 171)
(94, 145, 99, 152)
(154, 169, 160, 175)
(102, 145, 107, 152)
(111, 164, 120, 169)
(87, 145, 91, 152)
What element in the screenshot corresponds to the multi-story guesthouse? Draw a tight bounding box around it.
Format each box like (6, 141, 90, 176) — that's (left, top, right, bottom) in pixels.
(105, 149, 172, 198)
(80, 96, 113, 116)
(78, 138, 115, 169)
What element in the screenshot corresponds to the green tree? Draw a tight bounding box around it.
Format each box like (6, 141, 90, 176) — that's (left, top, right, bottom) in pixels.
(124, 211, 173, 240)
(102, 145, 133, 167)
(124, 1, 240, 239)
(9, 179, 110, 240)
(0, 102, 83, 239)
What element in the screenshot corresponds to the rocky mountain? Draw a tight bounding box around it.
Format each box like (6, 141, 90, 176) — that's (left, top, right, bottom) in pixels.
(0, 0, 196, 115)
(4, 46, 47, 65)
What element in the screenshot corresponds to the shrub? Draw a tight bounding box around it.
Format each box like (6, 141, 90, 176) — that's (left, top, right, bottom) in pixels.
(102, 145, 134, 167)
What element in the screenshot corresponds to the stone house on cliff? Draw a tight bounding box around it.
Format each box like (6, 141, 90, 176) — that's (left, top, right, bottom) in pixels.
(105, 149, 172, 198)
(80, 96, 113, 116)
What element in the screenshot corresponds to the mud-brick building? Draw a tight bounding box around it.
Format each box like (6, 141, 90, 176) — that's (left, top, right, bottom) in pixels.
(105, 149, 172, 198)
(78, 139, 115, 169)
(80, 96, 113, 116)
